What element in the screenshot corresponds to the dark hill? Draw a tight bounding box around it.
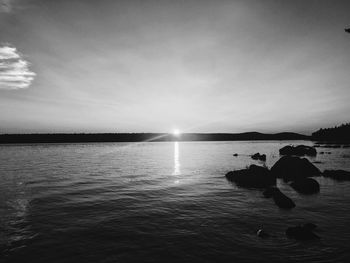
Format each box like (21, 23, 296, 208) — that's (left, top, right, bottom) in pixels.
(0, 132, 309, 144)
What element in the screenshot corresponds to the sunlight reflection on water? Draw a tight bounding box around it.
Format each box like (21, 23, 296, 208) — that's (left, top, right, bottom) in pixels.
(1, 141, 350, 262)
(173, 141, 181, 177)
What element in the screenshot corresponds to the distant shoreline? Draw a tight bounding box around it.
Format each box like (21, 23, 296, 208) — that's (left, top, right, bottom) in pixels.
(0, 132, 310, 144)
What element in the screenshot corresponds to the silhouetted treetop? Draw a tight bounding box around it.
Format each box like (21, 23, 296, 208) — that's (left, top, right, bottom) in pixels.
(312, 123, 350, 141)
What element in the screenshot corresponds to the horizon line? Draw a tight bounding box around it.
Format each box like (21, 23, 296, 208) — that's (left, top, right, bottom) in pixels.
(0, 131, 309, 136)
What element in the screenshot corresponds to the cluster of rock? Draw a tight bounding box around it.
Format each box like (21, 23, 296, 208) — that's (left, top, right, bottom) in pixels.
(226, 144, 350, 240)
(225, 144, 350, 241)
(225, 154, 322, 210)
(279, 145, 317, 156)
(232, 152, 266, 161)
(251, 153, 266, 161)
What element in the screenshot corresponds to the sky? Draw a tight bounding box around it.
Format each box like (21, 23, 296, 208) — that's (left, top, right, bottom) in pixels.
(0, 0, 350, 134)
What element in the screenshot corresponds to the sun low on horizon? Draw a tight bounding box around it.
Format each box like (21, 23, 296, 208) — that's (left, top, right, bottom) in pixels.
(2, 1, 350, 262)
(1, 0, 350, 135)
(173, 129, 181, 137)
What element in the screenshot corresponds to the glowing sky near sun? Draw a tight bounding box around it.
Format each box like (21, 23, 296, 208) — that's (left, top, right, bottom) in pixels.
(1, 0, 350, 134)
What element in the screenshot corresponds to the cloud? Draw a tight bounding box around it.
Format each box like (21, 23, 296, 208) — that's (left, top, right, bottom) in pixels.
(0, 45, 36, 89)
(0, 0, 12, 13)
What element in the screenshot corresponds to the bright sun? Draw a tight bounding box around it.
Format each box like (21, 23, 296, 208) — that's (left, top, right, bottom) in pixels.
(173, 129, 181, 136)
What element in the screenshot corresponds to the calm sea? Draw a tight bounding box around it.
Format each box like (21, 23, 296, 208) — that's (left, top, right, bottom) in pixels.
(1, 141, 350, 262)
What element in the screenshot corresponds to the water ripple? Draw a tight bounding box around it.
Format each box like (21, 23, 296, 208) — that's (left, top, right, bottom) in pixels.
(1, 141, 350, 262)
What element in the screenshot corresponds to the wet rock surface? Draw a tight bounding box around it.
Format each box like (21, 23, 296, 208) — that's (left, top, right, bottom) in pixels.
(270, 156, 321, 182)
(279, 145, 317, 156)
(251, 153, 266, 161)
(225, 165, 275, 188)
(263, 187, 296, 209)
(290, 178, 320, 194)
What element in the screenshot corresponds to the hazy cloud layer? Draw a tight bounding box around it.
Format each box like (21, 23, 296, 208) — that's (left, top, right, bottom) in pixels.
(0, 45, 36, 89)
(0, 0, 350, 133)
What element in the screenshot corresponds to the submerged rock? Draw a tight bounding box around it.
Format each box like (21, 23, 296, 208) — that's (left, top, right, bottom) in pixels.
(303, 223, 317, 231)
(286, 224, 320, 240)
(290, 178, 320, 195)
(263, 187, 295, 209)
(323, 170, 350, 181)
(257, 229, 270, 238)
(323, 144, 341, 148)
(279, 145, 317, 156)
(251, 153, 266, 161)
(225, 165, 275, 188)
(233, 153, 238, 157)
(271, 156, 321, 182)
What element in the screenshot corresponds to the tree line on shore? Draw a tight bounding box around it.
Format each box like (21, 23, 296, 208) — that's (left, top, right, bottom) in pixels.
(0, 123, 349, 143)
(312, 123, 350, 141)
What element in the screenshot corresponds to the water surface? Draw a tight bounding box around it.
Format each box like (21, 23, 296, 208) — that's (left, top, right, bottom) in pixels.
(1, 141, 350, 262)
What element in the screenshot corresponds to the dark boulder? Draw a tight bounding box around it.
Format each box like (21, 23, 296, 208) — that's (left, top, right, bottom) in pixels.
(271, 156, 321, 182)
(303, 223, 317, 231)
(286, 224, 320, 240)
(279, 145, 317, 156)
(257, 229, 270, 238)
(323, 170, 350, 181)
(233, 153, 238, 157)
(251, 153, 266, 161)
(324, 145, 340, 148)
(225, 165, 275, 188)
(290, 178, 320, 194)
(263, 187, 295, 209)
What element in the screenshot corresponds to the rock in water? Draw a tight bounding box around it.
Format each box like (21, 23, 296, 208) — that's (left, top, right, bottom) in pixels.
(286, 225, 320, 240)
(257, 229, 270, 238)
(290, 178, 320, 194)
(225, 165, 276, 189)
(303, 223, 317, 231)
(271, 156, 321, 182)
(251, 153, 266, 161)
(323, 169, 350, 181)
(279, 145, 317, 156)
(263, 187, 295, 209)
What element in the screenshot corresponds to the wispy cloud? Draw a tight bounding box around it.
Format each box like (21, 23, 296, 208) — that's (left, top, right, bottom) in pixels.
(0, 0, 12, 13)
(0, 45, 36, 89)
